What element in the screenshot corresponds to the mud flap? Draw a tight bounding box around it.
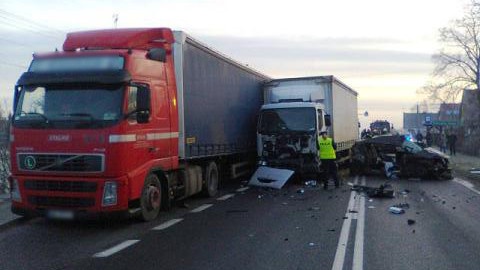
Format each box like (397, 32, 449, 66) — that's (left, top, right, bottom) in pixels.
(248, 166, 294, 189)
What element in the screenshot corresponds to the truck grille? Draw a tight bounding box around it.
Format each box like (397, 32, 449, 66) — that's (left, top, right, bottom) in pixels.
(28, 196, 95, 208)
(18, 154, 104, 172)
(24, 180, 97, 193)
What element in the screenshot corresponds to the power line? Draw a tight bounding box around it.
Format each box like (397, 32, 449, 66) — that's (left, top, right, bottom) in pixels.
(0, 9, 65, 35)
(0, 60, 27, 70)
(0, 17, 60, 40)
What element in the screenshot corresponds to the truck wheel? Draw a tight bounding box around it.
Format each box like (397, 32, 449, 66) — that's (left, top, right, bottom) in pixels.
(139, 174, 162, 222)
(203, 161, 219, 197)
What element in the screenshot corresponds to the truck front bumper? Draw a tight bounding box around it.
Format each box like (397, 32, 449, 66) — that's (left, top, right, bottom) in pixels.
(9, 175, 131, 220)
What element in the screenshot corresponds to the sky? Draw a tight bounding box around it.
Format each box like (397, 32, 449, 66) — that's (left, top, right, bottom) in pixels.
(0, 0, 469, 128)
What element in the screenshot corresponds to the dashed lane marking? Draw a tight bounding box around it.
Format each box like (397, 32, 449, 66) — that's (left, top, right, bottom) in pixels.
(93, 240, 140, 258)
(236, 187, 249, 192)
(152, 218, 183, 230)
(352, 176, 366, 270)
(454, 178, 480, 196)
(332, 176, 359, 270)
(190, 204, 213, 213)
(217, 194, 235, 201)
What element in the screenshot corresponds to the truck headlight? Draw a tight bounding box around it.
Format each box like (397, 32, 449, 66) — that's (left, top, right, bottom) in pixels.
(10, 177, 21, 202)
(102, 181, 118, 206)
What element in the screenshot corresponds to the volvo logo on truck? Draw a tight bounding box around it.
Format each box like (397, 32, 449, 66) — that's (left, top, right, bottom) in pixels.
(24, 155, 36, 170)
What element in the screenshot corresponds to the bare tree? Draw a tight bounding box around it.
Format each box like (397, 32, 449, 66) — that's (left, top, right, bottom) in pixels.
(419, 1, 480, 103)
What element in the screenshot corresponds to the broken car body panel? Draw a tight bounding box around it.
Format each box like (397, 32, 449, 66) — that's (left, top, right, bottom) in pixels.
(352, 135, 452, 179)
(249, 166, 295, 189)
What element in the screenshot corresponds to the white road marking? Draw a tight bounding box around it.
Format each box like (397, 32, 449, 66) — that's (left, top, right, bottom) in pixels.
(217, 194, 235, 201)
(332, 176, 359, 270)
(190, 204, 213, 213)
(93, 240, 140, 258)
(353, 176, 366, 270)
(454, 178, 480, 195)
(152, 218, 183, 230)
(236, 187, 249, 192)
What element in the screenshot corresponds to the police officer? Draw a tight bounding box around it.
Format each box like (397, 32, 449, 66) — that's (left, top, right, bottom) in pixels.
(318, 131, 339, 189)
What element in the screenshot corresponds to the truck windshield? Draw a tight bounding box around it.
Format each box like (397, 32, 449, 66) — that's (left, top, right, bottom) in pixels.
(259, 108, 316, 134)
(13, 84, 124, 129)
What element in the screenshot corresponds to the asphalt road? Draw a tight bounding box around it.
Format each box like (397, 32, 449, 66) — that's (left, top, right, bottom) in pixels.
(1, 174, 480, 270)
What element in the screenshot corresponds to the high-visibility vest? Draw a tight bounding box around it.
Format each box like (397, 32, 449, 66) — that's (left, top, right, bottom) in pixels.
(318, 137, 336, 159)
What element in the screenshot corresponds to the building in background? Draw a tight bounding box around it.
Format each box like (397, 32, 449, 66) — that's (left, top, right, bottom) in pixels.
(403, 112, 438, 134)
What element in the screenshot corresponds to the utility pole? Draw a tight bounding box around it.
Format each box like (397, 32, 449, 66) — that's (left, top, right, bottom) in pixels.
(113, 14, 119, 28)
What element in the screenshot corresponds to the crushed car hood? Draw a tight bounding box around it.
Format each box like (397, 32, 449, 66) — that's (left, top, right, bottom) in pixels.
(422, 147, 450, 159)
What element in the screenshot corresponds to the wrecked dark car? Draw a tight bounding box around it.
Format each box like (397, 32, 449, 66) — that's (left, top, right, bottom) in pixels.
(351, 135, 452, 180)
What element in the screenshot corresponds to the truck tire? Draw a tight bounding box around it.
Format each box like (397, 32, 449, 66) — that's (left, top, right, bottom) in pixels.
(203, 161, 219, 197)
(139, 174, 162, 222)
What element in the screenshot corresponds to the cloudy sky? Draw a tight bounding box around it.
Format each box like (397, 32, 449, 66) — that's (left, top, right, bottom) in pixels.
(0, 0, 469, 128)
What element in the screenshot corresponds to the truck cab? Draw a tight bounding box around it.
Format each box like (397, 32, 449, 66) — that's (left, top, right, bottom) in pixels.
(256, 77, 334, 179)
(254, 76, 357, 183)
(257, 102, 330, 178)
(9, 29, 178, 220)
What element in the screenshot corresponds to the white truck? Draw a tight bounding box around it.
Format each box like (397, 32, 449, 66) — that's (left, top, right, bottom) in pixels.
(252, 76, 358, 187)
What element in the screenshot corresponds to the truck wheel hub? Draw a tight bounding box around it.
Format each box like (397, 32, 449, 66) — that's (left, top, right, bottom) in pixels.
(146, 186, 160, 210)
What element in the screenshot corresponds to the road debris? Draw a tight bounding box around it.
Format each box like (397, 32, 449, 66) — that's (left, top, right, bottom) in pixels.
(392, 203, 410, 209)
(297, 188, 305, 194)
(388, 206, 405, 214)
(349, 210, 358, 213)
(351, 183, 395, 198)
(249, 166, 294, 189)
(309, 242, 316, 246)
(305, 180, 318, 187)
(407, 219, 416, 225)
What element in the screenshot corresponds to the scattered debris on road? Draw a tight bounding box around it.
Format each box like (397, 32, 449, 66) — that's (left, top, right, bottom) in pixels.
(304, 180, 318, 187)
(407, 219, 416, 225)
(351, 183, 395, 198)
(388, 206, 405, 214)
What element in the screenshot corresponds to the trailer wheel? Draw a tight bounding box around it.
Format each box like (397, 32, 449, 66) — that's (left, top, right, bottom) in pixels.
(139, 174, 162, 222)
(203, 161, 219, 197)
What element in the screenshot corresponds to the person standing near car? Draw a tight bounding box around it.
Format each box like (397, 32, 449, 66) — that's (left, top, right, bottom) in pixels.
(439, 131, 447, 153)
(318, 131, 339, 189)
(448, 132, 457, 156)
(416, 131, 424, 143)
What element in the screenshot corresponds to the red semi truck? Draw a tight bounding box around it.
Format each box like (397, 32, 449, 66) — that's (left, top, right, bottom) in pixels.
(9, 28, 269, 221)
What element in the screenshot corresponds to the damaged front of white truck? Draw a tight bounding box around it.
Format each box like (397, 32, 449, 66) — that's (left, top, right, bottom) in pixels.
(250, 102, 331, 189)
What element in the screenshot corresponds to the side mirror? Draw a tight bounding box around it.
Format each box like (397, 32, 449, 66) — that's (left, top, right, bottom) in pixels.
(136, 87, 150, 124)
(13, 85, 21, 114)
(324, 114, 332, 127)
(146, 48, 167, 62)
